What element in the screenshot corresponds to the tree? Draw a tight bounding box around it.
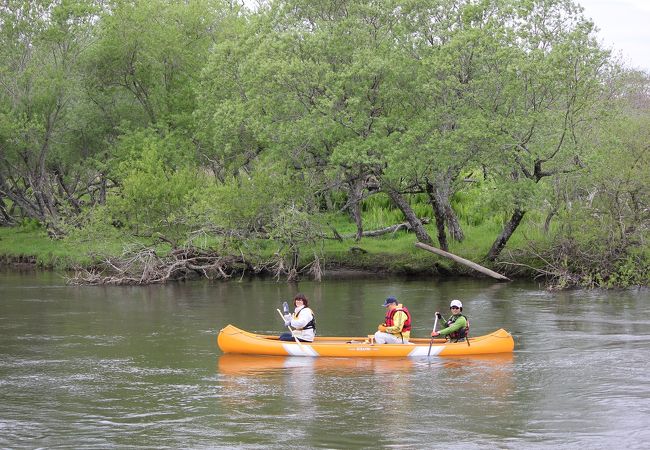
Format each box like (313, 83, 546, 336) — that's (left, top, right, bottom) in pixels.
(382, 0, 508, 249)
(577, 70, 649, 243)
(197, 0, 434, 241)
(474, 0, 612, 260)
(512, 69, 649, 288)
(99, 130, 205, 239)
(0, 0, 99, 234)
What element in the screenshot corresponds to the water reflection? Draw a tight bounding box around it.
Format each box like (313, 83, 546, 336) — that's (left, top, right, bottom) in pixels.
(217, 354, 515, 404)
(217, 354, 417, 376)
(216, 353, 517, 447)
(219, 353, 512, 373)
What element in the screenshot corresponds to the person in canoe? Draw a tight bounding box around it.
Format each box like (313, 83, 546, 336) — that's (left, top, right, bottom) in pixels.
(431, 299, 469, 342)
(279, 293, 316, 342)
(374, 296, 412, 344)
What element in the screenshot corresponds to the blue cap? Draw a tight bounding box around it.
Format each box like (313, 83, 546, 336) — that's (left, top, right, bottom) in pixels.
(382, 296, 398, 307)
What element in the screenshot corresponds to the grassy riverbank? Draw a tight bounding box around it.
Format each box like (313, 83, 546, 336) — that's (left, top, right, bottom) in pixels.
(0, 219, 539, 277)
(0, 226, 127, 269)
(2, 222, 648, 288)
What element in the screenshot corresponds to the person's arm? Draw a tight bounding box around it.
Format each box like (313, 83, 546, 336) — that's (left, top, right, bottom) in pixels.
(290, 308, 313, 330)
(438, 315, 466, 336)
(385, 311, 406, 333)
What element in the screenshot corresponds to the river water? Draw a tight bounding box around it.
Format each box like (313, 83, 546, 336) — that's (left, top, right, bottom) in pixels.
(1, 270, 648, 448)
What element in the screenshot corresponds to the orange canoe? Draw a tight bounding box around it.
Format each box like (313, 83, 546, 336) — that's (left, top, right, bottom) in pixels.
(217, 324, 514, 357)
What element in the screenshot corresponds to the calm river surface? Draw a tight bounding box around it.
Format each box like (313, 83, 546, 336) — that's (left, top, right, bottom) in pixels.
(1, 270, 649, 449)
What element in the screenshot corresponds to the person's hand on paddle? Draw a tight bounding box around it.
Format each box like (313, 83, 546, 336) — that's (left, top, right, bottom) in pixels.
(431, 330, 440, 337)
(435, 312, 443, 320)
(283, 314, 291, 326)
(377, 324, 387, 332)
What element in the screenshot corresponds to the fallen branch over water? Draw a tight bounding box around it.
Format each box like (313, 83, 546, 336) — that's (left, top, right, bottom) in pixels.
(341, 218, 430, 239)
(415, 242, 510, 281)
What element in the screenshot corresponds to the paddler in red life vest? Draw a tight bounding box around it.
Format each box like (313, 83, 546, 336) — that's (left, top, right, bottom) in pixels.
(374, 296, 412, 344)
(431, 299, 469, 343)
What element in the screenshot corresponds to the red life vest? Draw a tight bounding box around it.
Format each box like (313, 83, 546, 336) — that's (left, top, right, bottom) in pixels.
(384, 306, 412, 332)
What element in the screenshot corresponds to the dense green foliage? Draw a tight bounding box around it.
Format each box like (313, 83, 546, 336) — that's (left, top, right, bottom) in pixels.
(0, 0, 647, 287)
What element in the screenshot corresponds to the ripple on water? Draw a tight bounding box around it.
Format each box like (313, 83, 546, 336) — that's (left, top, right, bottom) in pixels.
(2, 274, 649, 449)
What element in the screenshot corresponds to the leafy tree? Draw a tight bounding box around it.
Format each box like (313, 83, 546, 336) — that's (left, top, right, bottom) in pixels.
(84, 0, 223, 131)
(197, 0, 434, 242)
(518, 79, 649, 289)
(385, 0, 506, 249)
(0, 0, 100, 234)
(576, 70, 649, 241)
(101, 131, 205, 239)
(480, 0, 613, 260)
(194, 10, 269, 181)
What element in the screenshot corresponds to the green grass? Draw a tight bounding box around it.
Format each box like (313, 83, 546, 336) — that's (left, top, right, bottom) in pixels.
(0, 226, 143, 269)
(308, 214, 550, 275)
(0, 210, 553, 276)
(0, 227, 84, 268)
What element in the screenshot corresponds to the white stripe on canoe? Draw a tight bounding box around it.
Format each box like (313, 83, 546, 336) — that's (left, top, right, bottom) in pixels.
(408, 345, 444, 357)
(280, 342, 444, 357)
(282, 343, 319, 356)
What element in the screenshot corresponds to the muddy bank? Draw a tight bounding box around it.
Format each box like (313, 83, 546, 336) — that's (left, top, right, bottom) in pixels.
(0, 254, 39, 269)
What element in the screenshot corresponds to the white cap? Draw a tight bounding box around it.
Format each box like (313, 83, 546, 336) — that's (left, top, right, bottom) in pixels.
(450, 299, 463, 309)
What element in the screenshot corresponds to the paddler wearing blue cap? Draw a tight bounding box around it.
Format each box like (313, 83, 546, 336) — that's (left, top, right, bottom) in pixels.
(374, 296, 412, 344)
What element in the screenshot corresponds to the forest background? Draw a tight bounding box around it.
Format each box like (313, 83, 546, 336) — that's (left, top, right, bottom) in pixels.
(0, 0, 647, 289)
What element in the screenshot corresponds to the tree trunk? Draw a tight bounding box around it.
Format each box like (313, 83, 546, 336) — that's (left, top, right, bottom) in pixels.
(346, 176, 365, 241)
(487, 208, 526, 261)
(437, 176, 464, 242)
(425, 183, 449, 251)
(341, 220, 430, 239)
(384, 186, 433, 245)
(543, 206, 558, 233)
(416, 242, 510, 281)
(351, 201, 363, 241)
(99, 175, 107, 205)
(0, 193, 14, 225)
(55, 169, 82, 214)
(0, 174, 44, 223)
(287, 250, 299, 282)
(426, 177, 464, 243)
(444, 200, 464, 242)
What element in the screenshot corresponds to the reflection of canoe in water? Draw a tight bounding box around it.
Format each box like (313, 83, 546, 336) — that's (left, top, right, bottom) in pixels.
(217, 324, 514, 357)
(218, 353, 514, 375)
(218, 354, 417, 375)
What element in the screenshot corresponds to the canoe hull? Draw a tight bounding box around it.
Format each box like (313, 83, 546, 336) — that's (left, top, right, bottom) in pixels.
(217, 324, 514, 357)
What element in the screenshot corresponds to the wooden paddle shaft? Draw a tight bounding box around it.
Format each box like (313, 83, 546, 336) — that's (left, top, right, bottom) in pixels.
(427, 316, 439, 356)
(276, 308, 303, 347)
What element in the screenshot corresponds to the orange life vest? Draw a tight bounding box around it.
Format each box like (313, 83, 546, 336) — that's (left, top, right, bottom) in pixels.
(384, 306, 412, 332)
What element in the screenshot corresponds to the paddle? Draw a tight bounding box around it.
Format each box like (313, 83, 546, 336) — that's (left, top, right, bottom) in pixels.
(427, 314, 440, 357)
(276, 308, 304, 348)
